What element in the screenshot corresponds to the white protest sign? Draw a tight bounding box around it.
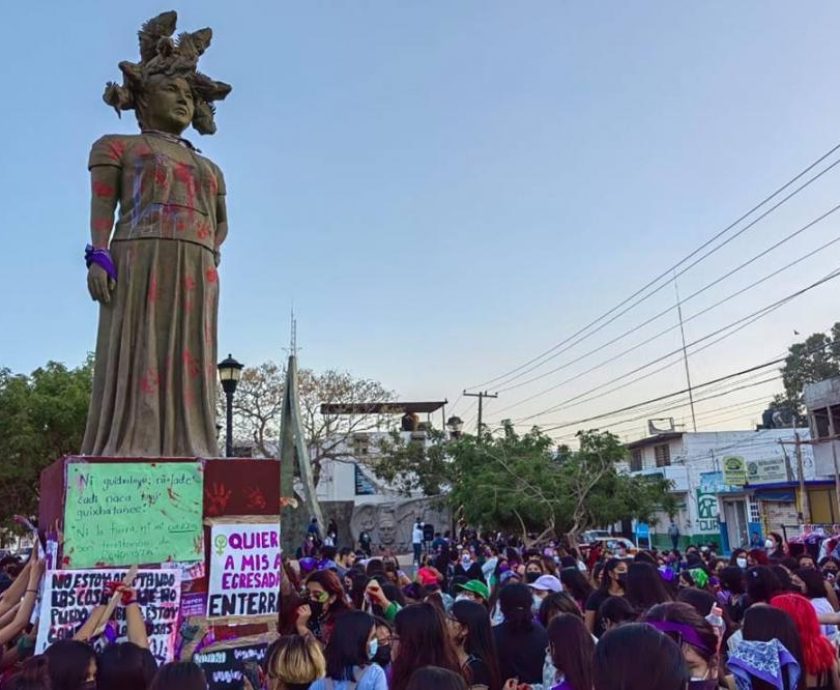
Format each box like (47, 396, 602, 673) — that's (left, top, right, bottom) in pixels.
(207, 523, 281, 619)
(35, 569, 182, 664)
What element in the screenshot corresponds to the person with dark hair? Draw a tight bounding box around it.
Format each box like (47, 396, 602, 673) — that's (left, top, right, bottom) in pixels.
(793, 569, 838, 639)
(546, 613, 594, 690)
(371, 617, 393, 671)
(309, 610, 386, 690)
(5, 657, 53, 690)
(594, 623, 688, 690)
(96, 642, 158, 690)
(718, 565, 747, 623)
(390, 603, 463, 690)
(263, 634, 326, 690)
(492, 583, 548, 685)
(336, 548, 357, 578)
(731, 549, 749, 570)
(644, 601, 719, 685)
(405, 667, 467, 690)
(305, 570, 352, 643)
(43, 640, 97, 690)
(559, 567, 594, 613)
(746, 566, 783, 606)
(740, 604, 805, 690)
(149, 662, 207, 690)
(449, 600, 502, 690)
(598, 596, 637, 632)
(538, 592, 583, 629)
(584, 558, 628, 636)
(625, 562, 672, 615)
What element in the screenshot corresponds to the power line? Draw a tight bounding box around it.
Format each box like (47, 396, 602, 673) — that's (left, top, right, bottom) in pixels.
(495, 204, 840, 398)
(498, 259, 840, 420)
(465, 144, 840, 393)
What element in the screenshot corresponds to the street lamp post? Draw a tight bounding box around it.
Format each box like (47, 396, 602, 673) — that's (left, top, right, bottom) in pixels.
(217, 354, 243, 458)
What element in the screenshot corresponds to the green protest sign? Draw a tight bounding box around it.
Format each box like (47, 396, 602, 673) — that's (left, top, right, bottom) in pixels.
(63, 462, 204, 568)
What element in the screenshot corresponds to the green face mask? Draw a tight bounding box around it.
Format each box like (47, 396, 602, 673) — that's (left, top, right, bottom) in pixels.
(310, 590, 329, 604)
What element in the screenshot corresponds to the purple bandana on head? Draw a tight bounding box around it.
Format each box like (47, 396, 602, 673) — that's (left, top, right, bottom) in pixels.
(646, 620, 712, 654)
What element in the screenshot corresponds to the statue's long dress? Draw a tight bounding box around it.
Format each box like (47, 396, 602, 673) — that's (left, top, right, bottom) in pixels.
(81, 132, 225, 457)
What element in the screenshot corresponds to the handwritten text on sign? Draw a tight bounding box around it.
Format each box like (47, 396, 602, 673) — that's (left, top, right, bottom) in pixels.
(35, 569, 182, 664)
(207, 523, 281, 618)
(63, 462, 204, 568)
(195, 642, 269, 690)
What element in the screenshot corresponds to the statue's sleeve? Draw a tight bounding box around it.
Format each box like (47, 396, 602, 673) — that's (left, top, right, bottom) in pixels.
(89, 135, 125, 170)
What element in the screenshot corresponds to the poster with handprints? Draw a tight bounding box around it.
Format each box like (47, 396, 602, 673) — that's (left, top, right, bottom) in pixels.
(62, 461, 204, 568)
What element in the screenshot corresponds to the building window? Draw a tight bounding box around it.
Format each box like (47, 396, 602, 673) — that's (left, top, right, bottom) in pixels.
(831, 405, 840, 437)
(654, 444, 671, 467)
(813, 408, 831, 439)
(352, 434, 370, 456)
(630, 449, 643, 472)
(749, 500, 761, 524)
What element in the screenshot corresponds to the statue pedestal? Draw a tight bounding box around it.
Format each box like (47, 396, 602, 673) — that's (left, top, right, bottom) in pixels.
(38, 455, 282, 648)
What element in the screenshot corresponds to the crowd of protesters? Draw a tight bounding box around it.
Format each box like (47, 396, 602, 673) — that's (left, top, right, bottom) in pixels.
(6, 525, 840, 689)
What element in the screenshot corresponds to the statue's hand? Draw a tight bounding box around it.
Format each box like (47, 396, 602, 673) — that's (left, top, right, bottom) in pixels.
(87, 264, 115, 304)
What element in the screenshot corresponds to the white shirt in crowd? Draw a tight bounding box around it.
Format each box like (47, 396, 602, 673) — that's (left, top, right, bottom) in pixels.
(412, 524, 424, 544)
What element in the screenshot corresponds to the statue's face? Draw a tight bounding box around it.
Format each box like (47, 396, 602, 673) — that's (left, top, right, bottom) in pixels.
(380, 522, 396, 544)
(141, 76, 194, 134)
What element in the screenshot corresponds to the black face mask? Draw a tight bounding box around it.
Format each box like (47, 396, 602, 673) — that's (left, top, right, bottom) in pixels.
(525, 572, 541, 584)
(308, 600, 324, 619)
(373, 644, 392, 667)
(616, 573, 628, 587)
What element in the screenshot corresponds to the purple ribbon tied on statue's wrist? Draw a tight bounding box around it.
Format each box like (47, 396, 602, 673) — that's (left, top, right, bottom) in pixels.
(85, 244, 118, 282)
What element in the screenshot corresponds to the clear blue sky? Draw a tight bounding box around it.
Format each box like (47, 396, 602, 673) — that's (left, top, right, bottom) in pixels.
(2, 2, 840, 441)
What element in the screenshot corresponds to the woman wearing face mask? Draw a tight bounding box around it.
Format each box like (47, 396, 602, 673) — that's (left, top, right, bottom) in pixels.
(644, 602, 720, 690)
(309, 611, 388, 690)
(585, 559, 628, 637)
(371, 617, 394, 671)
(524, 559, 545, 584)
(449, 600, 502, 690)
(732, 550, 749, 570)
(304, 570, 352, 644)
(738, 605, 805, 690)
(545, 613, 595, 690)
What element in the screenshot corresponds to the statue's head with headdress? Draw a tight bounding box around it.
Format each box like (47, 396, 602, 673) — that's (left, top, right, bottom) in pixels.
(103, 11, 231, 136)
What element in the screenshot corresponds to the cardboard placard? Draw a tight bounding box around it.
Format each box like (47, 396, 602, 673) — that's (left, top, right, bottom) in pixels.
(35, 568, 182, 664)
(63, 461, 204, 568)
(207, 523, 281, 619)
(194, 634, 277, 690)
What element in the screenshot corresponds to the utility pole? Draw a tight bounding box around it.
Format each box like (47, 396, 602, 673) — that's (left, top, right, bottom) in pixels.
(463, 390, 498, 437)
(674, 276, 697, 432)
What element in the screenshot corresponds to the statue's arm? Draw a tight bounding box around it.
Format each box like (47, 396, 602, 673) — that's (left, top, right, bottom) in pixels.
(214, 193, 228, 267)
(89, 165, 120, 249)
(87, 165, 121, 303)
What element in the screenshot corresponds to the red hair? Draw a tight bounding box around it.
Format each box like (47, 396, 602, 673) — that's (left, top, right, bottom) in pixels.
(748, 548, 769, 566)
(770, 593, 835, 674)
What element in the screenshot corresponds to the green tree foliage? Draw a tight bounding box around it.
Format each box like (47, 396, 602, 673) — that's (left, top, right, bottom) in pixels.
(0, 359, 92, 531)
(772, 322, 840, 420)
(375, 424, 673, 544)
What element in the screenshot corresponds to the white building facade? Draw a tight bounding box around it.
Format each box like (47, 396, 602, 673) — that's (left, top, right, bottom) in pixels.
(626, 429, 819, 552)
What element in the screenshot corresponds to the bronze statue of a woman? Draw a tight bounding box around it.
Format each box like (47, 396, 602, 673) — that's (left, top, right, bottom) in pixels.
(81, 11, 231, 457)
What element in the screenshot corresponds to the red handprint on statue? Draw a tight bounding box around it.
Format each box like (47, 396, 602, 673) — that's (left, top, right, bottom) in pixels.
(205, 482, 232, 516)
(244, 486, 267, 511)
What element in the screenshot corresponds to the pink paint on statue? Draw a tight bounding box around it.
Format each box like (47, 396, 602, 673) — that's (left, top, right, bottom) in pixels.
(139, 369, 161, 395)
(205, 267, 218, 284)
(147, 276, 159, 303)
(92, 180, 116, 198)
(107, 140, 125, 161)
(93, 218, 112, 233)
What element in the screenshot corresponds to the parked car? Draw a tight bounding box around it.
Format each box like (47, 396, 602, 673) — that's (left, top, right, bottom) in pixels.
(580, 530, 612, 544)
(580, 537, 637, 558)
